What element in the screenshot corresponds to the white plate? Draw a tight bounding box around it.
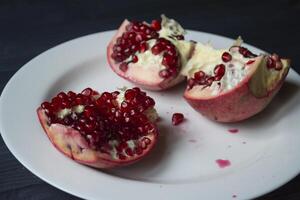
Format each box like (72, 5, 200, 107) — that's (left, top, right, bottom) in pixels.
(1, 30, 300, 200)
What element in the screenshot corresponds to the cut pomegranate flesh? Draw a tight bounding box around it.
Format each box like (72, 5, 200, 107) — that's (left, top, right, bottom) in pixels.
(107, 15, 195, 90)
(183, 38, 290, 122)
(110, 19, 180, 79)
(37, 87, 159, 168)
(172, 113, 184, 125)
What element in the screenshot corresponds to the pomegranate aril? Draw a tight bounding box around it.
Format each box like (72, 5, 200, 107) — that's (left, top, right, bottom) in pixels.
(67, 91, 76, 99)
(139, 42, 148, 52)
(61, 100, 71, 109)
(41, 102, 51, 109)
(221, 52, 232, 62)
(111, 91, 120, 99)
(246, 60, 255, 65)
(135, 146, 143, 155)
(187, 78, 195, 90)
(118, 153, 126, 160)
(172, 113, 184, 125)
(50, 102, 60, 112)
(125, 89, 136, 101)
(142, 137, 151, 145)
(194, 71, 205, 80)
(116, 142, 128, 152)
(57, 92, 68, 99)
(214, 64, 226, 81)
(83, 107, 94, 118)
(166, 48, 177, 56)
(151, 44, 163, 55)
(159, 69, 172, 78)
(131, 55, 138, 63)
(162, 54, 176, 68)
(125, 148, 134, 156)
(75, 96, 83, 105)
(151, 19, 161, 31)
(81, 88, 93, 96)
(132, 87, 141, 93)
(239, 47, 257, 58)
(145, 97, 155, 107)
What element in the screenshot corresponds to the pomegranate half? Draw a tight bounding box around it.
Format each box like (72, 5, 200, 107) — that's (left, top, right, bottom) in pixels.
(183, 38, 290, 122)
(107, 15, 195, 90)
(37, 87, 159, 168)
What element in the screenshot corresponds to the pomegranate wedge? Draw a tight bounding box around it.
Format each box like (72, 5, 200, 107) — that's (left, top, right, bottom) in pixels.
(107, 15, 194, 90)
(37, 87, 159, 168)
(183, 38, 290, 122)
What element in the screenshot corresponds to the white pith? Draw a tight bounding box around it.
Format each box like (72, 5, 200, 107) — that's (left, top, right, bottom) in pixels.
(56, 105, 85, 119)
(183, 42, 258, 95)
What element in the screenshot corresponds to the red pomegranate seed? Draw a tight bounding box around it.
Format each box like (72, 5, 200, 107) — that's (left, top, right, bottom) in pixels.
(238, 47, 257, 58)
(246, 60, 255, 65)
(172, 113, 184, 125)
(151, 43, 163, 55)
(187, 78, 195, 90)
(162, 54, 176, 68)
(135, 146, 143, 155)
(111, 91, 120, 99)
(159, 69, 172, 78)
(41, 102, 51, 109)
(81, 88, 93, 96)
(118, 153, 126, 160)
(125, 148, 134, 156)
(214, 64, 226, 81)
(206, 77, 215, 86)
(132, 55, 138, 63)
(125, 89, 136, 100)
(57, 92, 68, 99)
(142, 137, 151, 145)
(194, 71, 205, 80)
(221, 52, 232, 62)
(151, 19, 161, 31)
(139, 42, 148, 52)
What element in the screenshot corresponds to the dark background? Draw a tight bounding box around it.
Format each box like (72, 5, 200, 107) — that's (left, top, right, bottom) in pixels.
(0, 0, 299, 199)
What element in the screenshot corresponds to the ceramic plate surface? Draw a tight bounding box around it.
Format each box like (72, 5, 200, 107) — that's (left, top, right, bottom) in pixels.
(1, 30, 300, 200)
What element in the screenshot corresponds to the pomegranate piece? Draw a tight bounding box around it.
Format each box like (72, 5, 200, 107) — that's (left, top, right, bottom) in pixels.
(37, 87, 159, 168)
(107, 15, 195, 90)
(183, 38, 290, 122)
(172, 113, 184, 125)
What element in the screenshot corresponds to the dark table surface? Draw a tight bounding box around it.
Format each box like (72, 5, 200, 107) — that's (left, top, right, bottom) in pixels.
(0, 0, 300, 199)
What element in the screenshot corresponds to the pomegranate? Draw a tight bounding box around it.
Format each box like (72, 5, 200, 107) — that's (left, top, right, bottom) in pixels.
(183, 38, 290, 122)
(172, 113, 184, 125)
(107, 15, 195, 90)
(37, 87, 159, 168)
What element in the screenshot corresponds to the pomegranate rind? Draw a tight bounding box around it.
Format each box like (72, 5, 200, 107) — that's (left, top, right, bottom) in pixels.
(37, 108, 158, 168)
(184, 57, 290, 122)
(107, 20, 189, 90)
